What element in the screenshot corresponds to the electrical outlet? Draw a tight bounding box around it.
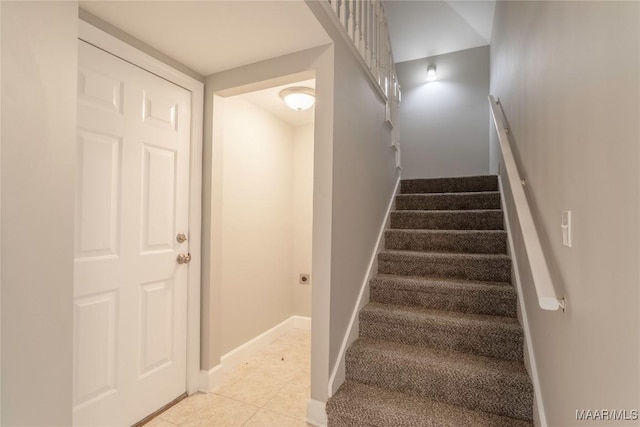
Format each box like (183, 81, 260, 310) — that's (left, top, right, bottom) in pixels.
(561, 211, 572, 247)
(299, 274, 310, 285)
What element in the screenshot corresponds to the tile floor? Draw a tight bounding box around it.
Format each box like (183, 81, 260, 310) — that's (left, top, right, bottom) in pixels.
(144, 329, 313, 427)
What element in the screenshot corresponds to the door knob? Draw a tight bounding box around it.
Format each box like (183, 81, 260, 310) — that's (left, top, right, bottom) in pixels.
(177, 253, 191, 264)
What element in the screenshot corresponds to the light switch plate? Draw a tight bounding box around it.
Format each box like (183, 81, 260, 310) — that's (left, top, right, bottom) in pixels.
(561, 211, 572, 247)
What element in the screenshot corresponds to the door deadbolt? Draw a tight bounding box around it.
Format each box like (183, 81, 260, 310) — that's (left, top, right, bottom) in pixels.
(177, 253, 192, 264)
(176, 233, 187, 243)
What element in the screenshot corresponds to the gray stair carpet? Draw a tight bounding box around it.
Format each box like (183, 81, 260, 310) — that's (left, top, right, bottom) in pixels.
(327, 175, 533, 426)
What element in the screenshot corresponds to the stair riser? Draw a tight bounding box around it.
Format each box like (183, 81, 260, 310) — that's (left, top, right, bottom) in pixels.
(346, 348, 533, 421)
(385, 230, 507, 254)
(396, 193, 501, 210)
(391, 211, 504, 230)
(327, 414, 375, 427)
(401, 176, 498, 194)
(370, 285, 517, 317)
(359, 315, 523, 361)
(378, 254, 511, 282)
(328, 382, 534, 427)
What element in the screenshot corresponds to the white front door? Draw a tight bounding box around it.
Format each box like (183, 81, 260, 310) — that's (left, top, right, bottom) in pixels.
(74, 40, 191, 426)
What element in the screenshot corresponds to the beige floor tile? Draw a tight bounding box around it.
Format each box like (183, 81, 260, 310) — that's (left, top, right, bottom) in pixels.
(179, 394, 259, 427)
(142, 416, 179, 427)
(152, 330, 311, 427)
(263, 382, 310, 420)
(214, 373, 283, 407)
(224, 356, 294, 385)
(243, 409, 312, 427)
(158, 393, 211, 425)
(290, 368, 311, 389)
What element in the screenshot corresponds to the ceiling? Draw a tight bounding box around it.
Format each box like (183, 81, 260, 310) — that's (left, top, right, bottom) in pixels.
(385, 0, 496, 64)
(80, 1, 331, 76)
(237, 79, 316, 127)
(80, 1, 495, 76)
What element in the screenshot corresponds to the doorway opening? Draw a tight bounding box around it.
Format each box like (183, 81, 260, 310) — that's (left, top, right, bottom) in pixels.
(156, 77, 316, 425)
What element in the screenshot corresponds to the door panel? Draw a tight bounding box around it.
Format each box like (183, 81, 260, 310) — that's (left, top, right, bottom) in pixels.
(75, 131, 121, 260)
(73, 291, 118, 409)
(74, 40, 191, 426)
(141, 144, 177, 253)
(78, 67, 124, 114)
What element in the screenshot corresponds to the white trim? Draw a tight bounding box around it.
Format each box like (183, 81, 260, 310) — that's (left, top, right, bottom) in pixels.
(78, 20, 201, 91)
(327, 175, 401, 396)
(293, 315, 312, 331)
(198, 315, 312, 392)
(78, 20, 205, 396)
(199, 365, 225, 394)
(186, 83, 204, 396)
(499, 178, 548, 427)
(306, 398, 328, 427)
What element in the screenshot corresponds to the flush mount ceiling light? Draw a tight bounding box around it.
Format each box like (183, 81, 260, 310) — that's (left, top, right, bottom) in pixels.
(426, 65, 437, 82)
(279, 87, 315, 111)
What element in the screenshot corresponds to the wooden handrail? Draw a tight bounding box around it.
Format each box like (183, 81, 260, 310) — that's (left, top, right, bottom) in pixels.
(488, 95, 565, 312)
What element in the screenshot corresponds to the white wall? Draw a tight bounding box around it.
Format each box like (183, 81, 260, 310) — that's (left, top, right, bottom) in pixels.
(491, 2, 639, 425)
(396, 46, 490, 179)
(1, 1, 77, 424)
(217, 97, 314, 354)
(219, 96, 296, 354)
(293, 124, 314, 317)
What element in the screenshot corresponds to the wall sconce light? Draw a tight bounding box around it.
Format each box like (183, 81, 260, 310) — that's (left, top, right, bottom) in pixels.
(426, 65, 437, 82)
(279, 87, 316, 111)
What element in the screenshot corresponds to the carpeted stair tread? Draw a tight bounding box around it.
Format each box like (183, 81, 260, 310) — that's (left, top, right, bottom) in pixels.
(346, 338, 533, 421)
(328, 381, 533, 427)
(378, 250, 511, 282)
(385, 229, 507, 254)
(391, 209, 504, 230)
(327, 413, 376, 427)
(370, 274, 517, 317)
(327, 174, 532, 426)
(396, 191, 501, 210)
(401, 175, 498, 194)
(359, 302, 523, 361)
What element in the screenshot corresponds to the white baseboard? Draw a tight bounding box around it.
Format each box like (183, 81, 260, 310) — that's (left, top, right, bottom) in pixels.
(293, 315, 312, 331)
(499, 177, 547, 427)
(306, 398, 327, 427)
(327, 175, 402, 396)
(199, 315, 311, 392)
(199, 365, 225, 393)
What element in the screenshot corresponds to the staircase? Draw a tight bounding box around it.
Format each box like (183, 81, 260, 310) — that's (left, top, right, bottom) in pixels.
(327, 175, 534, 427)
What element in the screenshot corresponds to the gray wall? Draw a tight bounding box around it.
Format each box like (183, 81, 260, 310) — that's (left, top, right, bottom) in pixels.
(327, 37, 398, 377)
(1, 1, 77, 424)
(490, 2, 639, 425)
(304, 1, 400, 396)
(396, 46, 490, 179)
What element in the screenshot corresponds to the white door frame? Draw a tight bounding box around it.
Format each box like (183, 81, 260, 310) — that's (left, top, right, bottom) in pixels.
(78, 19, 204, 396)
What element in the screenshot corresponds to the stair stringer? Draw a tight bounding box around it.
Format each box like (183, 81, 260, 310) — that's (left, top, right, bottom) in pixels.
(327, 175, 402, 397)
(499, 175, 548, 427)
